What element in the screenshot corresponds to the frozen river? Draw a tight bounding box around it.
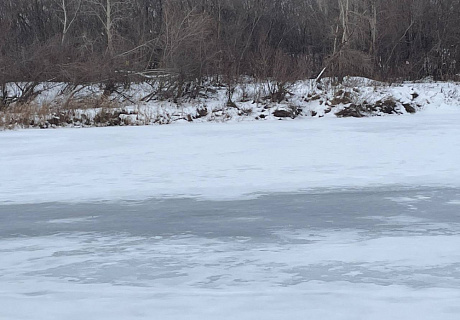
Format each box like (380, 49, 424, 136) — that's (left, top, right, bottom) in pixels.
(1, 187, 460, 319)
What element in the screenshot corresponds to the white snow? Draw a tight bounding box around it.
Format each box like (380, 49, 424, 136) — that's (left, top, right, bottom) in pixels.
(2, 85, 460, 319)
(1, 230, 460, 320)
(1, 110, 460, 204)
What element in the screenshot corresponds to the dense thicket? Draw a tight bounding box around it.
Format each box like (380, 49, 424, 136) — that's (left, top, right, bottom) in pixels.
(1, 0, 460, 87)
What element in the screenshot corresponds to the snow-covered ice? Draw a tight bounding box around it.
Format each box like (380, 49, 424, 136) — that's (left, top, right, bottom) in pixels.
(1, 111, 460, 204)
(1, 106, 460, 319)
(1, 190, 460, 319)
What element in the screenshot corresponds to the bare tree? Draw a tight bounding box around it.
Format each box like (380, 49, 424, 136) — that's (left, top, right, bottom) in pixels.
(54, 0, 82, 45)
(84, 0, 132, 56)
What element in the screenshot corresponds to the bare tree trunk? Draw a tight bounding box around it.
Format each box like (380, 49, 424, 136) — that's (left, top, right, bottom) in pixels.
(106, 0, 113, 55)
(85, 0, 125, 56)
(57, 0, 82, 45)
(339, 0, 350, 45)
(62, 0, 68, 44)
(369, 0, 377, 55)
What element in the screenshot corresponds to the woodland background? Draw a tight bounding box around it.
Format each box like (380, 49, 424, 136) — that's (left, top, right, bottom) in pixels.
(1, 0, 460, 90)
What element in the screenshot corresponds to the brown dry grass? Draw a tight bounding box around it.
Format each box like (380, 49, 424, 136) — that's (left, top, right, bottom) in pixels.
(0, 94, 126, 129)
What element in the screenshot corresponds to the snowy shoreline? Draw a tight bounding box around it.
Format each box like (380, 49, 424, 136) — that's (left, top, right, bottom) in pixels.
(2, 78, 460, 129)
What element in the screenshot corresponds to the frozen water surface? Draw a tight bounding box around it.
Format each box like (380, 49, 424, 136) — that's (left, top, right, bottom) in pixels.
(1, 187, 460, 319)
(2, 111, 460, 318)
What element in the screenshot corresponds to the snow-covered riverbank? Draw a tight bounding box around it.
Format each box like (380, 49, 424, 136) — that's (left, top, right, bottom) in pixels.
(2, 78, 460, 128)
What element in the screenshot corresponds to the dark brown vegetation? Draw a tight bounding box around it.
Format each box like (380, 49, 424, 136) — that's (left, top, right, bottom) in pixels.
(1, 0, 460, 108)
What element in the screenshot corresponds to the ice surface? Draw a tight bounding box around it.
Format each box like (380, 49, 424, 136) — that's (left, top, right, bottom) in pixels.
(1, 189, 460, 319)
(1, 112, 460, 204)
(2, 108, 460, 319)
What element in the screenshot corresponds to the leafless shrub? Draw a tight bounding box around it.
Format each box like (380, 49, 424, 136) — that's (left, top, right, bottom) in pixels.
(161, 1, 217, 84)
(325, 49, 374, 82)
